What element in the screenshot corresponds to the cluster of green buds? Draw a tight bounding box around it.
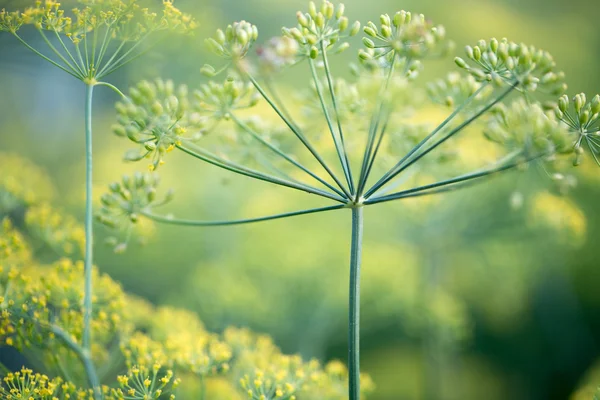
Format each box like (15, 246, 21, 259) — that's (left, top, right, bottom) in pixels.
(455, 38, 566, 93)
(113, 79, 203, 171)
(192, 77, 260, 125)
(555, 93, 600, 166)
(360, 11, 452, 77)
(24, 203, 85, 256)
(484, 99, 573, 163)
(426, 72, 492, 108)
(282, 1, 360, 59)
(97, 172, 172, 252)
(205, 20, 258, 66)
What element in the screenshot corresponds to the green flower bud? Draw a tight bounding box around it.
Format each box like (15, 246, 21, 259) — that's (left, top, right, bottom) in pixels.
(490, 37, 498, 52)
(381, 25, 392, 38)
(465, 45, 474, 59)
(297, 11, 309, 27)
(338, 16, 348, 31)
(579, 110, 590, 126)
(363, 37, 375, 49)
(310, 46, 319, 59)
(315, 12, 325, 28)
(308, 1, 317, 17)
(200, 64, 217, 77)
(574, 93, 585, 113)
(358, 49, 372, 61)
(591, 94, 600, 114)
(334, 42, 350, 54)
(144, 142, 157, 151)
(380, 14, 391, 27)
(324, 2, 334, 19)
(112, 125, 126, 137)
(363, 26, 377, 37)
(349, 21, 361, 36)
(454, 57, 468, 69)
(558, 95, 569, 113)
(205, 38, 225, 56)
(393, 11, 407, 27)
(336, 4, 345, 19)
(488, 51, 498, 67)
(472, 46, 481, 61)
(215, 29, 226, 44)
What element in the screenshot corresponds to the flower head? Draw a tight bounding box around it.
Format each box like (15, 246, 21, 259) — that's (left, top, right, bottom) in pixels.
(555, 93, 600, 166)
(455, 38, 566, 94)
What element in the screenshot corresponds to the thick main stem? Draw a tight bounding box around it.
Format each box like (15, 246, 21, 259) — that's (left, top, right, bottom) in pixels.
(83, 83, 100, 399)
(349, 206, 364, 400)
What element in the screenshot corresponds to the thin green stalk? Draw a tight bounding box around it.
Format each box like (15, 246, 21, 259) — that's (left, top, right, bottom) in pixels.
(95, 81, 126, 98)
(321, 42, 355, 193)
(309, 57, 353, 194)
(364, 83, 490, 198)
(37, 29, 80, 75)
(364, 151, 537, 205)
(247, 74, 352, 199)
(177, 143, 348, 203)
(142, 204, 345, 226)
(13, 34, 81, 79)
(96, 32, 152, 78)
(365, 82, 516, 198)
(348, 206, 364, 400)
(51, 325, 100, 399)
(83, 83, 94, 360)
(230, 114, 346, 199)
(52, 29, 86, 77)
(356, 59, 396, 198)
(95, 40, 126, 77)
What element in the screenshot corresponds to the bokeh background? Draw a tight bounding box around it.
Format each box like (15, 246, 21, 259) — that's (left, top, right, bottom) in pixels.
(1, 0, 600, 399)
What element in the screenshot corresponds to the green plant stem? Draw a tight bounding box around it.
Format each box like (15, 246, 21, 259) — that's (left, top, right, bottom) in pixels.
(247, 74, 352, 199)
(142, 204, 346, 226)
(365, 151, 536, 205)
(95, 81, 126, 98)
(321, 42, 355, 193)
(230, 114, 346, 199)
(177, 143, 347, 203)
(82, 84, 98, 399)
(51, 325, 100, 399)
(365, 82, 516, 198)
(364, 83, 490, 198)
(348, 206, 364, 400)
(12, 33, 81, 79)
(308, 58, 353, 194)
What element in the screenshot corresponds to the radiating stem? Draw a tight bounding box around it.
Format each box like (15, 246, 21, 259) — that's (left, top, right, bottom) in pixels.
(348, 206, 363, 400)
(82, 83, 99, 399)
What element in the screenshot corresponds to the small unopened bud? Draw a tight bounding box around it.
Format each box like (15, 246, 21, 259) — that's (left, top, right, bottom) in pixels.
(558, 95, 569, 113)
(393, 11, 406, 27)
(338, 16, 348, 31)
(472, 46, 481, 61)
(465, 45, 474, 59)
(579, 110, 590, 126)
(334, 42, 350, 54)
(488, 51, 498, 67)
(362, 37, 375, 49)
(380, 14, 391, 27)
(591, 94, 600, 114)
(215, 29, 226, 44)
(489, 38, 499, 52)
(574, 93, 585, 113)
(336, 4, 345, 19)
(308, 1, 317, 17)
(310, 46, 319, 59)
(349, 21, 361, 36)
(324, 2, 334, 19)
(363, 26, 377, 37)
(200, 64, 216, 77)
(454, 57, 468, 69)
(315, 12, 325, 28)
(381, 25, 392, 38)
(297, 11, 309, 27)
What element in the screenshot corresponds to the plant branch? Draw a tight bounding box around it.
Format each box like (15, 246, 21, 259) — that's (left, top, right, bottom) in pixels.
(142, 204, 345, 226)
(246, 74, 352, 199)
(177, 143, 348, 203)
(231, 114, 347, 199)
(365, 82, 516, 198)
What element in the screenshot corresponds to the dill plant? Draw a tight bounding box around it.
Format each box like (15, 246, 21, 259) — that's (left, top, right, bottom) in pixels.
(96, 1, 600, 398)
(0, 0, 195, 398)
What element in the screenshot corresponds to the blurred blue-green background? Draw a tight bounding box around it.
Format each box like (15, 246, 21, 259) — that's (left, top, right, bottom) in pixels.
(1, 0, 600, 398)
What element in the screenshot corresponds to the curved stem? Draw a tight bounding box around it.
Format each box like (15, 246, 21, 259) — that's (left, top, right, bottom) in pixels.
(82, 84, 100, 399)
(348, 206, 363, 400)
(95, 81, 126, 98)
(142, 204, 345, 226)
(51, 325, 100, 398)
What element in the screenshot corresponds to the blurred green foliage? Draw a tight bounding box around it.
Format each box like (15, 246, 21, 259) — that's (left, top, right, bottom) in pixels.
(1, 0, 600, 399)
